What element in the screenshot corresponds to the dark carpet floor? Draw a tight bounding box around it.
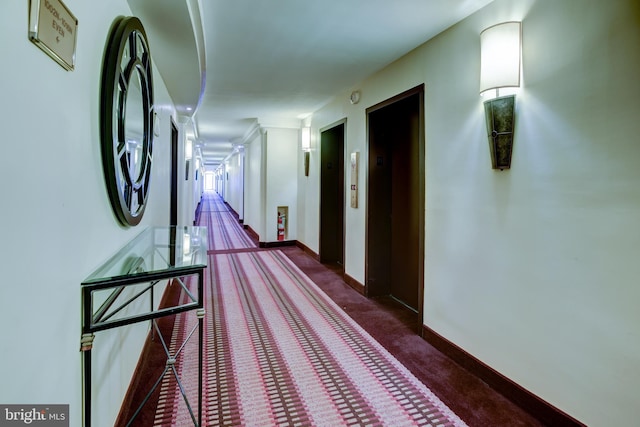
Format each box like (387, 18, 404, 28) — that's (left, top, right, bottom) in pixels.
(279, 245, 545, 427)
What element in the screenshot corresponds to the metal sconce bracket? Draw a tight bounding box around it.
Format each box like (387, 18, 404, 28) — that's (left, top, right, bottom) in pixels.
(303, 151, 310, 176)
(484, 94, 515, 170)
(301, 126, 311, 177)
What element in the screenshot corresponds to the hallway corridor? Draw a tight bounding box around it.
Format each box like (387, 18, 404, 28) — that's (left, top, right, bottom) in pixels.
(121, 192, 542, 427)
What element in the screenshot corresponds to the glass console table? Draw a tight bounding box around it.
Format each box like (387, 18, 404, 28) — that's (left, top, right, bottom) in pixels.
(80, 226, 208, 427)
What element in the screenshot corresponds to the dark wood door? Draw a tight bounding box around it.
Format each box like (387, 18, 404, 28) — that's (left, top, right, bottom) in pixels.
(389, 96, 421, 310)
(367, 116, 392, 296)
(367, 88, 424, 313)
(170, 119, 178, 227)
(320, 122, 345, 267)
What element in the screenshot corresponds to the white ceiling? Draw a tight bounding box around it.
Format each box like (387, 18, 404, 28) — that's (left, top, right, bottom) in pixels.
(129, 0, 494, 167)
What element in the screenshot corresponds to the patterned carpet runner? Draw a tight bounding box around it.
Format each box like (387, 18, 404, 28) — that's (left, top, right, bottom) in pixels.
(201, 205, 256, 252)
(151, 192, 466, 426)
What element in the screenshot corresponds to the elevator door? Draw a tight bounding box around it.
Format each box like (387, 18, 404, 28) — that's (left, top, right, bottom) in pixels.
(367, 88, 424, 313)
(320, 122, 345, 268)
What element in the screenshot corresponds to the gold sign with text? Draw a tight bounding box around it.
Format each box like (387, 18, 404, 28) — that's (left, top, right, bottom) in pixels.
(29, 0, 78, 71)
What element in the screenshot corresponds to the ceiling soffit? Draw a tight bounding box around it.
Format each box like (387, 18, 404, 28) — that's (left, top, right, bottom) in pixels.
(127, 0, 206, 116)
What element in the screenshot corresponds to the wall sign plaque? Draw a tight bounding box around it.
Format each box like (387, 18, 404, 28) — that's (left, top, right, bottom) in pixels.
(29, 0, 78, 71)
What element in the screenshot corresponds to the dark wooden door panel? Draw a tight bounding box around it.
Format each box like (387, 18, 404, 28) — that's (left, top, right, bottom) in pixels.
(367, 88, 424, 313)
(320, 123, 345, 266)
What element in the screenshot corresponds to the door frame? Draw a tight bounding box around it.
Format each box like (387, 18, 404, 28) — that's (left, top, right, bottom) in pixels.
(170, 118, 179, 227)
(319, 118, 347, 268)
(365, 84, 425, 316)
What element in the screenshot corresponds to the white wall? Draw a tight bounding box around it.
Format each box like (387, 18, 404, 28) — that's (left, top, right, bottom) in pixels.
(238, 126, 298, 243)
(225, 149, 244, 218)
(303, 0, 640, 424)
(0, 1, 177, 425)
(243, 130, 263, 236)
(264, 127, 299, 242)
(296, 124, 321, 252)
(179, 118, 201, 226)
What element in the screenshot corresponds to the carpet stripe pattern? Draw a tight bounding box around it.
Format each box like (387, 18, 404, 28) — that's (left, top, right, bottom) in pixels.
(200, 197, 256, 251)
(151, 192, 466, 426)
(153, 281, 205, 426)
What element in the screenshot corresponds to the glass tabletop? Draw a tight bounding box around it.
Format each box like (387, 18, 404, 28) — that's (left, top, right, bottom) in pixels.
(82, 226, 208, 286)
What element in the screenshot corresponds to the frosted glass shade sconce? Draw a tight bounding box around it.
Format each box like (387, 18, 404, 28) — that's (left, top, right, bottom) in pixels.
(185, 138, 193, 160)
(301, 127, 311, 176)
(185, 138, 193, 180)
(480, 22, 521, 93)
(480, 22, 521, 170)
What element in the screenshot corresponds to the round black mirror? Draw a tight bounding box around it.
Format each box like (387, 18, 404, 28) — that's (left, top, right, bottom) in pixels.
(100, 17, 154, 227)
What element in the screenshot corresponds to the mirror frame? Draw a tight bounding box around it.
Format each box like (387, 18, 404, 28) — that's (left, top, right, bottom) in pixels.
(100, 16, 154, 227)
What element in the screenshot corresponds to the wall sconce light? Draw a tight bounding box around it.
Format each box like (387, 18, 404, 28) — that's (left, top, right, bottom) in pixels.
(185, 138, 193, 180)
(480, 21, 521, 170)
(153, 112, 160, 136)
(301, 127, 311, 176)
(185, 138, 193, 160)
